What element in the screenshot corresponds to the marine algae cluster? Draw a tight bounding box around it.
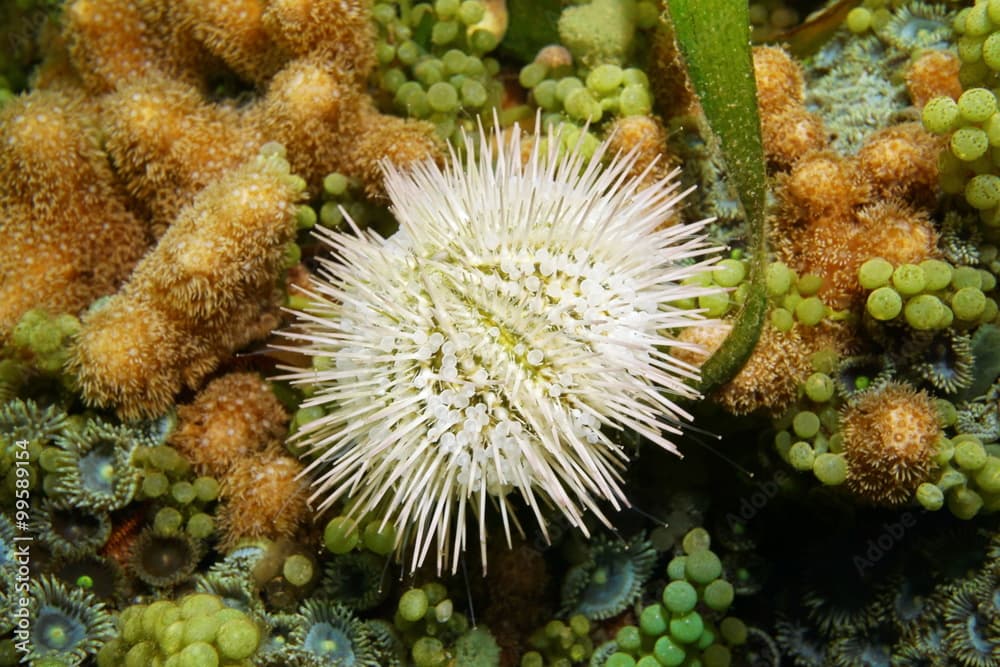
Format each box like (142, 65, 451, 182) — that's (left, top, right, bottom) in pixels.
(1, 0, 1000, 666)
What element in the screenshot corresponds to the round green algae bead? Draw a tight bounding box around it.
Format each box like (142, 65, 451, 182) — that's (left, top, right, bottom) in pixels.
(606, 653, 637, 667)
(804, 373, 834, 403)
(399, 588, 430, 622)
(669, 611, 704, 644)
(154, 507, 184, 535)
(984, 32, 1000, 70)
(966, 174, 1000, 209)
(639, 603, 668, 636)
(125, 641, 158, 667)
(684, 549, 722, 584)
(792, 411, 821, 439)
(813, 453, 847, 485)
(518, 62, 547, 89)
(667, 556, 687, 580)
(766, 262, 794, 296)
(192, 477, 219, 502)
(682, 527, 711, 554)
(460, 79, 488, 108)
(662, 581, 698, 614)
(952, 265, 983, 289)
(719, 617, 747, 645)
(975, 457, 1000, 493)
(699, 292, 730, 318)
(186, 513, 214, 539)
(586, 64, 624, 96)
(296, 204, 317, 229)
(458, 0, 485, 24)
(770, 307, 794, 332)
(788, 441, 815, 471)
(619, 84, 652, 116)
(965, 3, 994, 37)
(919, 259, 953, 291)
(435, 0, 460, 18)
(704, 579, 735, 611)
(532, 80, 558, 110)
(555, 76, 584, 102)
(712, 259, 747, 287)
(892, 263, 926, 296)
(216, 617, 258, 660)
(904, 294, 948, 330)
(323, 516, 360, 554)
(858, 258, 894, 289)
(362, 520, 397, 555)
(171, 481, 196, 505)
(846, 7, 872, 33)
(797, 273, 823, 296)
(922, 96, 960, 134)
(952, 286, 987, 320)
(916, 483, 945, 510)
(952, 126, 990, 161)
(795, 297, 825, 326)
(866, 287, 902, 321)
(282, 554, 314, 587)
(182, 614, 220, 645)
(636, 657, 661, 667)
(431, 20, 460, 46)
(427, 82, 459, 112)
(616, 625, 642, 653)
(564, 87, 602, 122)
(142, 472, 169, 498)
(178, 642, 218, 667)
(158, 620, 185, 655)
(323, 172, 349, 197)
(653, 635, 687, 666)
(955, 438, 988, 470)
(948, 486, 984, 520)
(959, 88, 998, 122)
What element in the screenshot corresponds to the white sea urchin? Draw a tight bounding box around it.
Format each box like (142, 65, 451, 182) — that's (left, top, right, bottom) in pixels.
(279, 123, 723, 572)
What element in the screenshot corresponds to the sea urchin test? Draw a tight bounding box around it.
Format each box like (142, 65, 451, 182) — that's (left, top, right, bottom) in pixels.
(278, 122, 724, 572)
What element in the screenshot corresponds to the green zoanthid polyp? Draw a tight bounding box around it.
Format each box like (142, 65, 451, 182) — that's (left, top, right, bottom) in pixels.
(278, 122, 725, 572)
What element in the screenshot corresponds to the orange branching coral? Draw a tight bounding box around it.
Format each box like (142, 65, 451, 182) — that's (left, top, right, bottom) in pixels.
(647, 20, 698, 118)
(349, 103, 456, 200)
(855, 122, 943, 205)
(841, 382, 942, 506)
(175, 0, 285, 84)
(772, 146, 939, 309)
(69, 153, 303, 420)
(261, 0, 376, 81)
(752, 46, 827, 168)
(217, 453, 310, 552)
(676, 319, 854, 417)
(774, 151, 868, 224)
(603, 115, 676, 193)
(714, 323, 812, 416)
(0, 90, 148, 339)
(247, 58, 365, 189)
(171, 372, 288, 477)
(906, 49, 962, 108)
(103, 76, 263, 234)
(752, 45, 804, 113)
(63, 0, 206, 94)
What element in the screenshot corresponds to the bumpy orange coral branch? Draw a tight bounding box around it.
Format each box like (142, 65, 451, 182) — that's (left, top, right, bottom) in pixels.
(0, 90, 148, 338)
(69, 153, 303, 420)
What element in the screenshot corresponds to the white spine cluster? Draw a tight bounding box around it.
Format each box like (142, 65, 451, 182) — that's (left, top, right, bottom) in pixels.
(279, 123, 724, 572)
